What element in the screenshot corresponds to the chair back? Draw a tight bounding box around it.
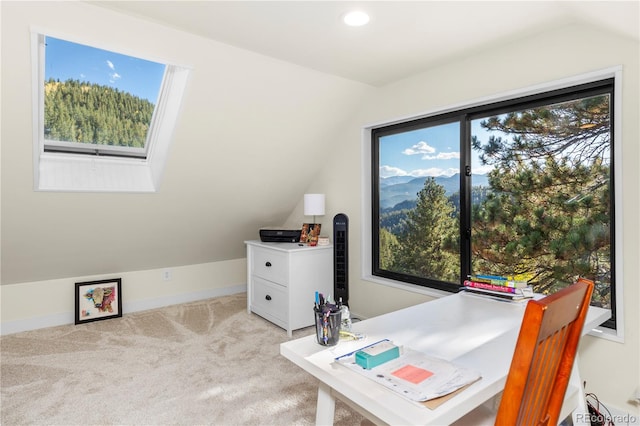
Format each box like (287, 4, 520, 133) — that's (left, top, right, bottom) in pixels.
(495, 278, 594, 426)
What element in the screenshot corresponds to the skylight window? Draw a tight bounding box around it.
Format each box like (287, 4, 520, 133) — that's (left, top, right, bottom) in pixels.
(32, 33, 190, 192)
(43, 36, 165, 158)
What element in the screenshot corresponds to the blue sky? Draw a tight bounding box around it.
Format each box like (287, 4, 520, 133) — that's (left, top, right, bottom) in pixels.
(379, 120, 496, 178)
(45, 36, 165, 103)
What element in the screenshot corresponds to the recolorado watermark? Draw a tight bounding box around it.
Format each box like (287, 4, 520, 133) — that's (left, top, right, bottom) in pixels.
(575, 412, 639, 425)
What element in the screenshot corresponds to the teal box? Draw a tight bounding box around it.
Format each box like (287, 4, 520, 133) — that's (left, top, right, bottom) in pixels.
(355, 341, 400, 369)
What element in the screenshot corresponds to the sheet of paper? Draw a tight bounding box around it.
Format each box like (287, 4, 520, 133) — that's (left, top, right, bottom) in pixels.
(335, 345, 481, 402)
(392, 364, 434, 384)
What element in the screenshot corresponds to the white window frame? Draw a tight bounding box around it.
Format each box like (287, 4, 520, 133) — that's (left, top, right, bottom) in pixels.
(31, 30, 191, 193)
(361, 67, 624, 342)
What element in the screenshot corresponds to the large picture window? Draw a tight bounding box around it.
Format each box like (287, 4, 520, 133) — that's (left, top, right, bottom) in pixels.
(372, 78, 616, 329)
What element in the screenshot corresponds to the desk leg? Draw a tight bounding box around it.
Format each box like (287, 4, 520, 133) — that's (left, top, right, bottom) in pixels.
(315, 382, 336, 426)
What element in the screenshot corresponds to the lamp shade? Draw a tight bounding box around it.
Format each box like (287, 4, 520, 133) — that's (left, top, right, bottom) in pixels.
(304, 194, 325, 216)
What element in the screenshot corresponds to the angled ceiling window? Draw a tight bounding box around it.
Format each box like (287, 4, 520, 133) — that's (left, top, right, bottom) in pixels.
(32, 33, 190, 192)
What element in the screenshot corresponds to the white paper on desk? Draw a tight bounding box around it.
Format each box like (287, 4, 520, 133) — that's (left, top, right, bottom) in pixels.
(335, 347, 481, 402)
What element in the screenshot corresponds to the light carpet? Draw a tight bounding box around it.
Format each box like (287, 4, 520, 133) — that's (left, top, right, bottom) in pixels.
(0, 293, 367, 425)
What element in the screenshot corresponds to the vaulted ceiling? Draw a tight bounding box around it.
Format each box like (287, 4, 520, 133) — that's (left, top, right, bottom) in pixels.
(91, 1, 640, 86)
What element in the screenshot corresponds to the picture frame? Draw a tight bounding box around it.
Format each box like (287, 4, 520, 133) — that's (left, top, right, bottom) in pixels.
(75, 278, 122, 324)
(300, 223, 321, 245)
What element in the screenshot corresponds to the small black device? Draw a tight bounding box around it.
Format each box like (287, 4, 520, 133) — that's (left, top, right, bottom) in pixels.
(259, 228, 301, 243)
(333, 213, 348, 306)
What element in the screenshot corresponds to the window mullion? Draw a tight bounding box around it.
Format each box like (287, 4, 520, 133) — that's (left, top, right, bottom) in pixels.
(460, 116, 472, 281)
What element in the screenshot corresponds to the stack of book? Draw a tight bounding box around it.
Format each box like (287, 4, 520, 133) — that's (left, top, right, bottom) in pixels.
(462, 274, 534, 301)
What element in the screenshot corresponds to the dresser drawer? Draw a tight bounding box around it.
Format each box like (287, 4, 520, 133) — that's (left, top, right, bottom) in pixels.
(251, 277, 287, 323)
(245, 240, 333, 337)
(251, 246, 289, 285)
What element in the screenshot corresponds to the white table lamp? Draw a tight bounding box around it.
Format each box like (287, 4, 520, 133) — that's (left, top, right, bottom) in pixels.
(304, 193, 325, 225)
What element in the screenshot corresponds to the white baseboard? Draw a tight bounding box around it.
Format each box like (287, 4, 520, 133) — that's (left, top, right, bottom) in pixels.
(123, 283, 246, 313)
(0, 284, 247, 336)
(1, 312, 76, 336)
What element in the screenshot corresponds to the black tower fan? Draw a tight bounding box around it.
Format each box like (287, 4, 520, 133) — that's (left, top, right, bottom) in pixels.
(333, 213, 349, 306)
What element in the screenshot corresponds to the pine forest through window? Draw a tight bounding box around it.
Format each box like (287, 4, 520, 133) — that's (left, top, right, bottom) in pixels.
(372, 80, 614, 328)
(43, 36, 165, 157)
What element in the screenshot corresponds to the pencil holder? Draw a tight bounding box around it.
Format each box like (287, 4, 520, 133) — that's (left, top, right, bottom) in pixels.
(314, 309, 342, 346)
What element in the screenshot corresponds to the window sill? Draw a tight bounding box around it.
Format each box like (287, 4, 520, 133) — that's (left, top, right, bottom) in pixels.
(36, 153, 156, 193)
(587, 323, 623, 343)
(362, 273, 454, 300)
(363, 273, 621, 343)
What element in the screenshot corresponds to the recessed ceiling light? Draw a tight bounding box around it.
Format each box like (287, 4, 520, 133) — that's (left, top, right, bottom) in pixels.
(343, 10, 370, 27)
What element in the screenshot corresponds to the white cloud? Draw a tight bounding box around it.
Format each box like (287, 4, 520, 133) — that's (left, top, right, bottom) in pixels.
(380, 165, 459, 178)
(410, 168, 458, 177)
(402, 141, 460, 161)
(422, 152, 460, 160)
(106, 60, 115, 70)
(380, 165, 409, 178)
(402, 141, 435, 156)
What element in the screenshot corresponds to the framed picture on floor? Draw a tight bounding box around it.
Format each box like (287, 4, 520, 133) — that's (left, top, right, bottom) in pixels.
(75, 278, 122, 324)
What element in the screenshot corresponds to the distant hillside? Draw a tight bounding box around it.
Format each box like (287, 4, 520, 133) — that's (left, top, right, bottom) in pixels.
(379, 175, 415, 186)
(379, 174, 489, 209)
(44, 78, 155, 148)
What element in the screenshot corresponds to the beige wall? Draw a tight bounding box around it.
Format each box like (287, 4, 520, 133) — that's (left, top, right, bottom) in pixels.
(0, 260, 247, 334)
(0, 1, 371, 285)
(1, 0, 638, 417)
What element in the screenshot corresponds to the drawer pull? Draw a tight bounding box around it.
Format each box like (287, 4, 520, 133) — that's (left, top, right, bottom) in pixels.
(265, 295, 272, 301)
(265, 261, 272, 267)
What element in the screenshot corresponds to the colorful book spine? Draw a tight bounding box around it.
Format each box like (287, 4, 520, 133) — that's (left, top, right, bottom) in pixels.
(463, 280, 517, 294)
(469, 274, 528, 288)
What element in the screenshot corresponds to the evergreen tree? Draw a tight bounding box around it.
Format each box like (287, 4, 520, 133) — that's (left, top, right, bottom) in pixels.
(378, 228, 399, 270)
(471, 95, 611, 304)
(390, 178, 460, 283)
(44, 78, 155, 148)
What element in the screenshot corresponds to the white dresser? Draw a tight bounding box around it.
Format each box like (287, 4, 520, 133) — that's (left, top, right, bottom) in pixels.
(245, 240, 333, 337)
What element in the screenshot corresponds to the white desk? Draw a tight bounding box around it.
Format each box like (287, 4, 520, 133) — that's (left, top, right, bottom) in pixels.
(280, 292, 610, 425)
